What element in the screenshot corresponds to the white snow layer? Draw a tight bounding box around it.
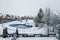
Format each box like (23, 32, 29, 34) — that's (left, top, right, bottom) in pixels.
(16, 37, 58, 40)
(0, 20, 58, 40)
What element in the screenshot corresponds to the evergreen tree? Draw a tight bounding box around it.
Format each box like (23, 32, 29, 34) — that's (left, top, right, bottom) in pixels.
(35, 8, 44, 23)
(16, 28, 19, 37)
(3, 28, 8, 38)
(35, 8, 44, 27)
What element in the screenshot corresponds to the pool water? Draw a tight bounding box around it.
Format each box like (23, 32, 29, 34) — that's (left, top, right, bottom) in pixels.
(9, 24, 32, 29)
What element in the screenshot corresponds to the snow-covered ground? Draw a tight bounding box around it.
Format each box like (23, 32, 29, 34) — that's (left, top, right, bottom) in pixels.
(16, 37, 58, 40)
(0, 24, 3, 35)
(0, 37, 12, 40)
(0, 21, 48, 35)
(0, 20, 58, 40)
(0, 37, 58, 40)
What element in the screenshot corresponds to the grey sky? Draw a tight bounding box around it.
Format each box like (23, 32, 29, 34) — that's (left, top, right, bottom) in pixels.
(0, 0, 60, 16)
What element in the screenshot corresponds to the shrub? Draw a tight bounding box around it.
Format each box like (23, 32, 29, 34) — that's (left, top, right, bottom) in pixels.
(3, 28, 8, 38)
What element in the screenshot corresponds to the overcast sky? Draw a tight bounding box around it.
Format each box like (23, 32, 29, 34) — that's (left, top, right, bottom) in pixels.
(0, 0, 60, 16)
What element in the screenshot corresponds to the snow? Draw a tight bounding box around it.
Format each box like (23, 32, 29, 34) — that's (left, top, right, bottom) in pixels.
(0, 21, 48, 35)
(0, 20, 58, 40)
(0, 20, 49, 35)
(0, 24, 3, 35)
(16, 37, 58, 40)
(0, 37, 12, 40)
(22, 19, 34, 23)
(0, 37, 58, 40)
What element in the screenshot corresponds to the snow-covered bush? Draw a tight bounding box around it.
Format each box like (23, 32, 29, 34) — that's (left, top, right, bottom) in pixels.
(3, 28, 8, 38)
(15, 28, 19, 37)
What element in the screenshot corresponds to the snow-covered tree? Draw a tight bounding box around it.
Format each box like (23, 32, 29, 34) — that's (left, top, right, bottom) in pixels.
(16, 28, 19, 37)
(3, 28, 8, 38)
(35, 8, 44, 23)
(43, 8, 54, 26)
(34, 8, 44, 27)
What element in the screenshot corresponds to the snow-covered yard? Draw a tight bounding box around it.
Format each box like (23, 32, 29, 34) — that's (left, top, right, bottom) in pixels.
(0, 37, 58, 40)
(0, 21, 58, 40)
(0, 24, 3, 35)
(0, 37, 12, 40)
(0, 21, 48, 35)
(16, 37, 58, 40)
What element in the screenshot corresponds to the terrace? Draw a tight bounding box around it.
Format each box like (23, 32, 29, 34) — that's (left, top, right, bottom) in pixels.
(0, 20, 59, 40)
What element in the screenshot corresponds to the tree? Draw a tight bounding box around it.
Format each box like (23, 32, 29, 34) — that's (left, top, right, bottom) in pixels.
(43, 8, 51, 34)
(0, 15, 4, 22)
(44, 8, 51, 26)
(35, 8, 44, 23)
(3, 28, 8, 38)
(16, 28, 19, 37)
(34, 8, 44, 27)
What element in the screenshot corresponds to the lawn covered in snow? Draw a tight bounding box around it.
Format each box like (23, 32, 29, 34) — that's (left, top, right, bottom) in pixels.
(0, 37, 12, 40)
(16, 37, 58, 40)
(0, 21, 48, 35)
(0, 21, 58, 40)
(0, 37, 58, 40)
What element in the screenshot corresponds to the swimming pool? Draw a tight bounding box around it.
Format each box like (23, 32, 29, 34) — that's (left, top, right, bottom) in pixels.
(9, 24, 32, 29)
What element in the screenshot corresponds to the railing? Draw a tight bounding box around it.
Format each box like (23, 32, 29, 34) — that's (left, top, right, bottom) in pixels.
(8, 34, 56, 37)
(0, 33, 56, 38)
